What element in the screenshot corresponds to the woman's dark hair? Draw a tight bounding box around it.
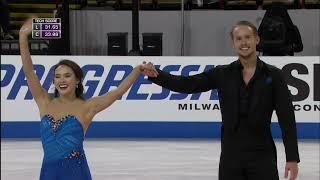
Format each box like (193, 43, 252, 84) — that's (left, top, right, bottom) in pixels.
(53, 59, 84, 99)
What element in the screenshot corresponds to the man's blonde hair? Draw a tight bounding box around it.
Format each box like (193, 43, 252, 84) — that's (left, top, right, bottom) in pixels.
(230, 21, 258, 39)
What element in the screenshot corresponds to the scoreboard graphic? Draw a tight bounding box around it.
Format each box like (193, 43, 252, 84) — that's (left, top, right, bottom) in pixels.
(32, 18, 61, 39)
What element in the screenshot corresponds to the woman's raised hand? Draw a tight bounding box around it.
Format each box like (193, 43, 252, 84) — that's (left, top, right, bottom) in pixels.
(19, 17, 36, 37)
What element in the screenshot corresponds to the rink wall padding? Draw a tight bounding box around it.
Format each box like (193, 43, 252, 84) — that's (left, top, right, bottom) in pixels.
(2, 56, 319, 139)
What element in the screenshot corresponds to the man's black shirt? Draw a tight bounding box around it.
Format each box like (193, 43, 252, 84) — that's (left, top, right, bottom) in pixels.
(149, 57, 300, 162)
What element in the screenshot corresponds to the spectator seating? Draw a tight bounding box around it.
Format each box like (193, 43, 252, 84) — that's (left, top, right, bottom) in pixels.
(303, 0, 320, 8)
(84, 0, 319, 9)
(7, 0, 86, 38)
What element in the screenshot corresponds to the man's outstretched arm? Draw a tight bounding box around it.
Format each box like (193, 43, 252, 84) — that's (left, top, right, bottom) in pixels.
(142, 62, 220, 94)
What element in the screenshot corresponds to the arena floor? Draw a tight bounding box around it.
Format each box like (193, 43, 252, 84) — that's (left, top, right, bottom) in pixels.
(1, 139, 319, 180)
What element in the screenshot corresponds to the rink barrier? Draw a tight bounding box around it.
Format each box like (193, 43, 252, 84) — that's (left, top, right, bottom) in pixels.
(1, 122, 319, 139)
(2, 56, 319, 139)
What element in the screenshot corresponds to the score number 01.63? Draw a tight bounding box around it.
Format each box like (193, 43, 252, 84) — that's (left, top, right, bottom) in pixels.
(42, 24, 60, 30)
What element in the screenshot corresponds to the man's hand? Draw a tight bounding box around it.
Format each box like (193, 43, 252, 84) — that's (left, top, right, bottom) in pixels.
(284, 161, 299, 180)
(141, 61, 159, 77)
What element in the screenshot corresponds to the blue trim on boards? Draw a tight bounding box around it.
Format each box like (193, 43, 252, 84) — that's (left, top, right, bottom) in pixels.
(1, 122, 319, 139)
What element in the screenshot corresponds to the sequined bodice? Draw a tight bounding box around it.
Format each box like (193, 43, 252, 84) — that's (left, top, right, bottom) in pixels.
(40, 114, 85, 163)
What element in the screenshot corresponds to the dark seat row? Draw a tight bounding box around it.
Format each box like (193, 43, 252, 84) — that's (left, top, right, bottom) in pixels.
(87, 0, 319, 10)
(6, 0, 86, 38)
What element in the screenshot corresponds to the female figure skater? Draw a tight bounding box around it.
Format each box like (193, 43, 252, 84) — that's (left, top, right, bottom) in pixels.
(19, 18, 146, 180)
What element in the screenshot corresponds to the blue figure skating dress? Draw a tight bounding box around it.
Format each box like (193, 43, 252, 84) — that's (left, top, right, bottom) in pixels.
(39, 114, 92, 180)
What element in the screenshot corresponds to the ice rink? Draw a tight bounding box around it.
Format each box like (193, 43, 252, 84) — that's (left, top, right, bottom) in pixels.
(1, 139, 319, 180)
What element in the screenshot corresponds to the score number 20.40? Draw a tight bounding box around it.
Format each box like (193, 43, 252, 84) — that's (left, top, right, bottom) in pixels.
(43, 31, 60, 37)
